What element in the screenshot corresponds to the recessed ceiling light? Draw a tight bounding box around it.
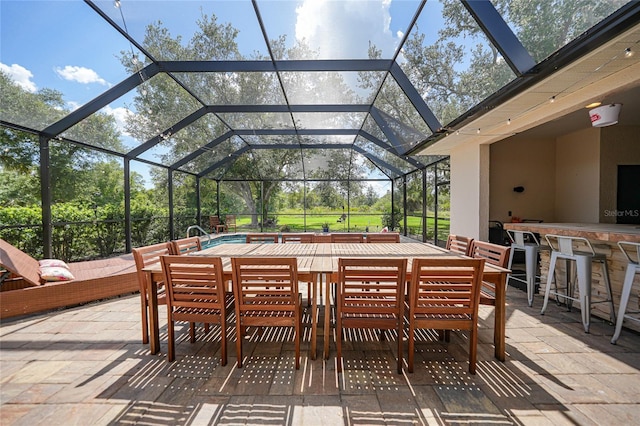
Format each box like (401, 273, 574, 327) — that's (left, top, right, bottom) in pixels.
(585, 102, 602, 109)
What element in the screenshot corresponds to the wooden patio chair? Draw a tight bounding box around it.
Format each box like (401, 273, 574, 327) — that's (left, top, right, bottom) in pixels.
(170, 236, 202, 255)
(209, 216, 226, 233)
(132, 242, 173, 345)
(469, 240, 510, 351)
(160, 255, 233, 364)
(445, 234, 474, 256)
(245, 233, 279, 244)
(331, 233, 364, 243)
(407, 258, 484, 374)
(282, 233, 315, 305)
(170, 236, 211, 333)
(231, 257, 302, 369)
(336, 258, 407, 374)
(225, 215, 237, 233)
(365, 232, 400, 243)
(281, 233, 313, 243)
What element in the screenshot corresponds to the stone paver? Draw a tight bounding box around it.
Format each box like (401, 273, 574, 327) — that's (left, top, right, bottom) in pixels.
(1, 286, 639, 425)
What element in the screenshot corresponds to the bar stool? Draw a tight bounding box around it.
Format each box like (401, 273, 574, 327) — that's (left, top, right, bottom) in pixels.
(611, 241, 640, 344)
(540, 235, 616, 333)
(507, 230, 549, 307)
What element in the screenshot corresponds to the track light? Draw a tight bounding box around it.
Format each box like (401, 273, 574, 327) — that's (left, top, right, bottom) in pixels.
(625, 47, 633, 58)
(550, 96, 555, 103)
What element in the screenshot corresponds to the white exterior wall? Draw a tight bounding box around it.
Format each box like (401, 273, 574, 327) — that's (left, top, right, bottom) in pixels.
(450, 143, 490, 241)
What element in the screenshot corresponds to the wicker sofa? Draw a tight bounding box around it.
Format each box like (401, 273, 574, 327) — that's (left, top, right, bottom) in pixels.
(0, 239, 138, 319)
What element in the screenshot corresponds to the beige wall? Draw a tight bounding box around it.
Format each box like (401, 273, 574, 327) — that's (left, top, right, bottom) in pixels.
(599, 125, 640, 223)
(467, 125, 637, 234)
(555, 128, 601, 222)
(489, 136, 556, 223)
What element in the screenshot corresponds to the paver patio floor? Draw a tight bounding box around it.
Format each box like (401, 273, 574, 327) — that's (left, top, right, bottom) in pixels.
(1, 284, 639, 425)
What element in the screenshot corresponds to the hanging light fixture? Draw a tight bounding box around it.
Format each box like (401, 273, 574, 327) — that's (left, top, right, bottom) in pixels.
(589, 104, 623, 127)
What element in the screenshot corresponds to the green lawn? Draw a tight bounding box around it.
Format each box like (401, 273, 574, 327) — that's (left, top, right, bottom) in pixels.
(231, 211, 449, 235)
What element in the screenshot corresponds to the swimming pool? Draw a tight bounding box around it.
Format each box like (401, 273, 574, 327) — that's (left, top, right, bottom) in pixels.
(201, 234, 248, 249)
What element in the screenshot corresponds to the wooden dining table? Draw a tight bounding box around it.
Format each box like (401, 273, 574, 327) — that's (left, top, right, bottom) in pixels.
(142, 241, 510, 362)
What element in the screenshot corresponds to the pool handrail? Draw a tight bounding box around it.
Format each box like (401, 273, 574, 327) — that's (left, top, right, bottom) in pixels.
(186, 225, 212, 247)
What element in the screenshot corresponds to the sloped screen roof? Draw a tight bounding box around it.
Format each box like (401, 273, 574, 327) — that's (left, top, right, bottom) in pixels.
(1, 0, 633, 181)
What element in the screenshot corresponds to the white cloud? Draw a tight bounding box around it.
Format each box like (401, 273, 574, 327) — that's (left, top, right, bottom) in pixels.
(54, 65, 108, 86)
(67, 101, 82, 111)
(104, 105, 134, 136)
(0, 62, 37, 92)
(295, 0, 398, 59)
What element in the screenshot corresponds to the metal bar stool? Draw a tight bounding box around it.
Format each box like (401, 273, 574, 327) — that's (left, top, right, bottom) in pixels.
(540, 234, 616, 333)
(611, 241, 640, 344)
(507, 230, 548, 307)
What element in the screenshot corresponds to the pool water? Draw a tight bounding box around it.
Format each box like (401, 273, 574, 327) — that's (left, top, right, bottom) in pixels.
(201, 234, 248, 249)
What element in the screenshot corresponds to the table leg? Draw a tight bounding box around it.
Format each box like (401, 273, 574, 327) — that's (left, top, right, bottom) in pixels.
(146, 271, 160, 355)
(323, 273, 332, 360)
(494, 274, 507, 362)
(310, 273, 318, 360)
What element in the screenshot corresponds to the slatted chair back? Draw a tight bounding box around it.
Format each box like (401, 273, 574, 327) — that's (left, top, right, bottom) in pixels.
(231, 257, 302, 369)
(470, 240, 510, 268)
(170, 236, 202, 255)
(132, 242, 172, 344)
(407, 258, 484, 374)
(365, 232, 400, 243)
(331, 233, 364, 243)
(160, 255, 232, 364)
(312, 234, 332, 243)
(445, 234, 474, 256)
(280, 233, 315, 305)
(225, 215, 237, 233)
(469, 239, 510, 309)
(336, 257, 407, 373)
(245, 233, 279, 244)
(281, 233, 314, 243)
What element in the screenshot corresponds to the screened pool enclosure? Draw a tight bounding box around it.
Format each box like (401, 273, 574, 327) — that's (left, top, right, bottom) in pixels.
(1, 0, 636, 261)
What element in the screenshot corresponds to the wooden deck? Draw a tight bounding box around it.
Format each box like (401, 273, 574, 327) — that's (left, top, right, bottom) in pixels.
(1, 283, 639, 425)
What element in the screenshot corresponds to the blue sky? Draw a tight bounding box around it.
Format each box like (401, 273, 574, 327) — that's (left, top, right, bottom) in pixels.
(1, 0, 442, 188)
(1, 0, 431, 114)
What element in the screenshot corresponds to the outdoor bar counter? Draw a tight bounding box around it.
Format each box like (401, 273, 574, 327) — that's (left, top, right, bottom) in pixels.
(504, 223, 640, 331)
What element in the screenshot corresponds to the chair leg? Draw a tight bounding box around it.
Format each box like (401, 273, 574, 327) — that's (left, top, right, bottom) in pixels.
(189, 322, 196, 342)
(541, 252, 558, 315)
(408, 324, 415, 373)
(167, 315, 175, 362)
(611, 265, 636, 344)
(524, 246, 538, 307)
(236, 321, 243, 368)
(506, 246, 516, 294)
(396, 323, 403, 374)
(220, 320, 227, 366)
(295, 309, 301, 370)
(575, 257, 591, 333)
(140, 291, 149, 344)
(336, 315, 343, 373)
(469, 325, 478, 375)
